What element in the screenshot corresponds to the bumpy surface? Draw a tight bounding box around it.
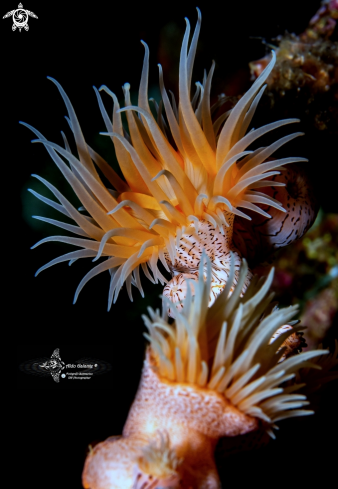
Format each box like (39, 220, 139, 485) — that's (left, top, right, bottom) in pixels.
(163, 215, 252, 315)
(124, 352, 258, 440)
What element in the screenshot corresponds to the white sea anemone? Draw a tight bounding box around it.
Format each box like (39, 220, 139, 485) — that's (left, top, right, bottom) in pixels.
(82, 253, 329, 488)
(143, 252, 327, 437)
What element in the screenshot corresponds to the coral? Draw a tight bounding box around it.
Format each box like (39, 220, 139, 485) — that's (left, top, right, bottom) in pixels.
(300, 287, 337, 349)
(249, 2, 338, 133)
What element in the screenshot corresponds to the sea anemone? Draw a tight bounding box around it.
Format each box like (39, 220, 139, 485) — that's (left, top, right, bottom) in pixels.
(82, 253, 328, 488)
(233, 163, 318, 265)
(23, 8, 311, 312)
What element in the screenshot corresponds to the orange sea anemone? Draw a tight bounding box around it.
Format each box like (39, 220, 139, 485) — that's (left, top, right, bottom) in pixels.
(23, 8, 310, 311)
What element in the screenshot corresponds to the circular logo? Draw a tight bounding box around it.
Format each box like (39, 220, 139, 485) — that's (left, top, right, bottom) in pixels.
(13, 9, 28, 28)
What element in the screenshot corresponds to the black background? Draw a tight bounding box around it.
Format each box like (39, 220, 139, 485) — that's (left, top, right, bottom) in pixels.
(6, 0, 336, 487)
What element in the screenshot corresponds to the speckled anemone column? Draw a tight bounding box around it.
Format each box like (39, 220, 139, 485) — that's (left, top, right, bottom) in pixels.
(83, 350, 258, 489)
(163, 212, 252, 317)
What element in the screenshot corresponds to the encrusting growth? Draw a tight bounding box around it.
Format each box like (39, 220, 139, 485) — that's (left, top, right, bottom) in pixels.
(22, 8, 313, 313)
(82, 253, 328, 489)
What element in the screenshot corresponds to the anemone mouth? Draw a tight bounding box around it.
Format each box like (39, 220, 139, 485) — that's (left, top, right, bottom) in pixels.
(286, 178, 302, 200)
(132, 431, 182, 489)
(143, 252, 328, 437)
(282, 164, 316, 203)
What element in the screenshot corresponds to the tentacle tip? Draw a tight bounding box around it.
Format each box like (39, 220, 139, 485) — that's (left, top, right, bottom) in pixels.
(98, 85, 112, 94)
(46, 76, 57, 85)
(267, 430, 276, 440)
(151, 170, 165, 181)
